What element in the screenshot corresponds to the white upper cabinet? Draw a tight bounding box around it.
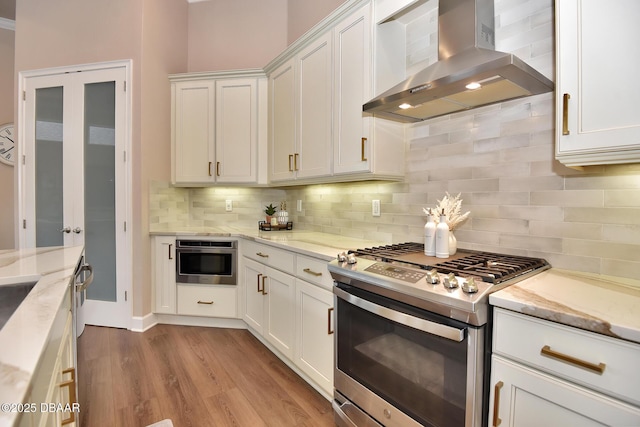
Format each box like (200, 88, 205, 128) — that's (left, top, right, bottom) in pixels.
(266, 0, 405, 185)
(171, 70, 267, 185)
(297, 32, 333, 180)
(555, 0, 640, 166)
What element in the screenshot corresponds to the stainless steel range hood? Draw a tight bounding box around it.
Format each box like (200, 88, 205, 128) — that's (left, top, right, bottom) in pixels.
(364, 0, 554, 123)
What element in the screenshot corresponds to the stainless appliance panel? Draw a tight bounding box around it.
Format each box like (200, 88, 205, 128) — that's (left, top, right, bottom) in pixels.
(176, 240, 237, 285)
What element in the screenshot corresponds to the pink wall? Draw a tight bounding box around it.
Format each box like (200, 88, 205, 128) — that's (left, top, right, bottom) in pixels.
(188, 0, 288, 71)
(0, 28, 13, 249)
(287, 0, 346, 44)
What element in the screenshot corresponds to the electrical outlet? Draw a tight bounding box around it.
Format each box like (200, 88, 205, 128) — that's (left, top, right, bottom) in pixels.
(297, 200, 302, 212)
(225, 200, 233, 212)
(372, 200, 381, 217)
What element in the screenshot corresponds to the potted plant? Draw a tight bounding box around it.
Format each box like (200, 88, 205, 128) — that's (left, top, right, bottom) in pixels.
(264, 203, 277, 223)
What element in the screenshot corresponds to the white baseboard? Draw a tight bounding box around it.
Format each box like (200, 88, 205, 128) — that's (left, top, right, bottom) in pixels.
(130, 313, 246, 332)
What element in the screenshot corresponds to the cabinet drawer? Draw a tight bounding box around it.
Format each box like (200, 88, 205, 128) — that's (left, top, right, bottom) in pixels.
(177, 285, 237, 318)
(295, 255, 333, 290)
(493, 308, 640, 406)
(243, 240, 295, 274)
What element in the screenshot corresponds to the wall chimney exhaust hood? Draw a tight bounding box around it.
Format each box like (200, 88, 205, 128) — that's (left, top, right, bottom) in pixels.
(364, 0, 554, 123)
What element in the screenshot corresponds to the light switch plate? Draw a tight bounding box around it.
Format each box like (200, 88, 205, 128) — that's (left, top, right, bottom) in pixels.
(225, 200, 233, 212)
(297, 200, 302, 212)
(372, 200, 381, 217)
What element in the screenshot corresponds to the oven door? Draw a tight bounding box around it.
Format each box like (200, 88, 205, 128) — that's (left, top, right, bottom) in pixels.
(176, 248, 236, 285)
(334, 284, 484, 427)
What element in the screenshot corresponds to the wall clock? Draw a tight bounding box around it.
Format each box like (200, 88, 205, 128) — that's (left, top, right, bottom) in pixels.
(0, 123, 15, 166)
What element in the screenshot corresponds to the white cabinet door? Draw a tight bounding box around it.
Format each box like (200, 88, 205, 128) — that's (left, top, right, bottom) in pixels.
(152, 236, 176, 314)
(555, 0, 640, 166)
(333, 4, 372, 175)
(295, 279, 334, 395)
(269, 59, 297, 182)
(215, 78, 258, 183)
(489, 355, 640, 427)
(297, 32, 333, 179)
(242, 257, 266, 334)
(173, 80, 215, 183)
(264, 266, 296, 359)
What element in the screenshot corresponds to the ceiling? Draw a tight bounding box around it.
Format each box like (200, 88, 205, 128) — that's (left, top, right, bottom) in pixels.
(0, 0, 14, 21)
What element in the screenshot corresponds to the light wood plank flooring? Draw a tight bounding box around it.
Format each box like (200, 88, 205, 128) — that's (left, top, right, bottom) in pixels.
(77, 324, 335, 427)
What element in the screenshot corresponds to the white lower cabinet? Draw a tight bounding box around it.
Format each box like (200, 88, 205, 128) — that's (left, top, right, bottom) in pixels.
(152, 236, 176, 314)
(295, 279, 334, 396)
(489, 308, 640, 426)
(242, 257, 295, 359)
(23, 287, 77, 427)
(242, 242, 334, 397)
(177, 285, 238, 318)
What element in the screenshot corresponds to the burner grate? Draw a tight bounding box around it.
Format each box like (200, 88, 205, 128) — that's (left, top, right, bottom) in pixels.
(350, 242, 549, 285)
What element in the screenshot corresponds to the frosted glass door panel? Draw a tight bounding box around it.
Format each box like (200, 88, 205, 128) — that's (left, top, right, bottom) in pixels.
(35, 86, 64, 248)
(84, 81, 117, 302)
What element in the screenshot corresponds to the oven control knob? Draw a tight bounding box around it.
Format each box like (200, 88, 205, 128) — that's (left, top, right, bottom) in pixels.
(462, 277, 479, 294)
(337, 252, 347, 262)
(442, 273, 458, 289)
(346, 253, 358, 264)
(426, 269, 439, 284)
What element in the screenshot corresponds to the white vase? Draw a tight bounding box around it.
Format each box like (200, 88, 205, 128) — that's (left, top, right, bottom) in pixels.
(277, 211, 289, 224)
(448, 231, 457, 255)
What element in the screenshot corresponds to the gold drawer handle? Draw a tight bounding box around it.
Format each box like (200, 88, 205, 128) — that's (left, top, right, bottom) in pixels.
(208, 161, 212, 176)
(303, 268, 322, 277)
(197, 300, 214, 305)
(256, 252, 269, 258)
(294, 153, 299, 171)
(257, 273, 263, 293)
(261, 275, 268, 295)
(562, 93, 570, 135)
(288, 154, 294, 172)
(216, 161, 221, 176)
(492, 381, 503, 426)
(60, 368, 77, 425)
(327, 307, 334, 335)
(541, 345, 606, 374)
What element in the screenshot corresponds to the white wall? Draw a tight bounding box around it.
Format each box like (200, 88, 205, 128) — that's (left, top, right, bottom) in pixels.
(0, 27, 13, 249)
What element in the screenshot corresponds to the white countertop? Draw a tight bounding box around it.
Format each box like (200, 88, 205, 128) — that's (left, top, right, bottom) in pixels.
(150, 226, 389, 261)
(490, 269, 640, 345)
(0, 246, 84, 427)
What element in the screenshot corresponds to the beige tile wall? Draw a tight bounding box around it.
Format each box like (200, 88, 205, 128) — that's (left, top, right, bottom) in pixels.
(149, 0, 640, 280)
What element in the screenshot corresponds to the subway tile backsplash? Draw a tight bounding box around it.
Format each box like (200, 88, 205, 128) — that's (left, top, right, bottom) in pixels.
(149, 0, 640, 281)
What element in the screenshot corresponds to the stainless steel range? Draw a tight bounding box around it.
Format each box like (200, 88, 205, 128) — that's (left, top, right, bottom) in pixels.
(328, 243, 549, 427)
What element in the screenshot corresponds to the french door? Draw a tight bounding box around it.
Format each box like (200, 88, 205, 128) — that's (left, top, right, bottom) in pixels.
(19, 61, 131, 330)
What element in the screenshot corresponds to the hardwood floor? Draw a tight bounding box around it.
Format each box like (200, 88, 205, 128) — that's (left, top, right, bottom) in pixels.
(77, 324, 335, 427)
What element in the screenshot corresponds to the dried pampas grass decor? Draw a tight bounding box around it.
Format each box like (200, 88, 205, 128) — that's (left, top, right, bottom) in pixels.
(422, 192, 470, 231)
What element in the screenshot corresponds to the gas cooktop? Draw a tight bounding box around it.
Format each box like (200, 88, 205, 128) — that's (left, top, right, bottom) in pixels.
(328, 242, 550, 326)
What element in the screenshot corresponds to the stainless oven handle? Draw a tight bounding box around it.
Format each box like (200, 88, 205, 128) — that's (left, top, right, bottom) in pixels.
(333, 394, 383, 427)
(334, 287, 465, 342)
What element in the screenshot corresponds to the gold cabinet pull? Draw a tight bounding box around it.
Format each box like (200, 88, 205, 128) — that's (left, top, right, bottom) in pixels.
(257, 273, 263, 293)
(216, 161, 221, 176)
(261, 275, 268, 295)
(168, 244, 172, 260)
(288, 154, 294, 172)
(492, 381, 503, 426)
(327, 307, 334, 335)
(303, 268, 322, 277)
(361, 137, 368, 161)
(256, 252, 269, 258)
(208, 161, 212, 176)
(541, 345, 605, 374)
(562, 93, 570, 135)
(294, 153, 299, 171)
(60, 368, 77, 425)
(197, 300, 214, 305)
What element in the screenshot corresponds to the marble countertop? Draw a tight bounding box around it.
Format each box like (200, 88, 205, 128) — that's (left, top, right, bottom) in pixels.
(150, 226, 388, 261)
(490, 269, 640, 345)
(0, 246, 84, 427)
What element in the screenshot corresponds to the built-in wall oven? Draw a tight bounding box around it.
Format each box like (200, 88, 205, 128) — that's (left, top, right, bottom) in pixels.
(176, 240, 237, 285)
(329, 243, 550, 427)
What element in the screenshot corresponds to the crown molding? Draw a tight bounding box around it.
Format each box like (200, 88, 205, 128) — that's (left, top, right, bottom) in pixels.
(0, 17, 15, 31)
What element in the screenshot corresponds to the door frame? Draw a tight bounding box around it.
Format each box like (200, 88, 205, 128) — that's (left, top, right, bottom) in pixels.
(17, 60, 133, 330)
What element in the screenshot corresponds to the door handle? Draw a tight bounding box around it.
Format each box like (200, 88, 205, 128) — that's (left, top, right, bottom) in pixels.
(261, 275, 268, 295)
(73, 227, 82, 234)
(562, 93, 570, 135)
(216, 161, 220, 176)
(59, 226, 71, 233)
(361, 137, 368, 161)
